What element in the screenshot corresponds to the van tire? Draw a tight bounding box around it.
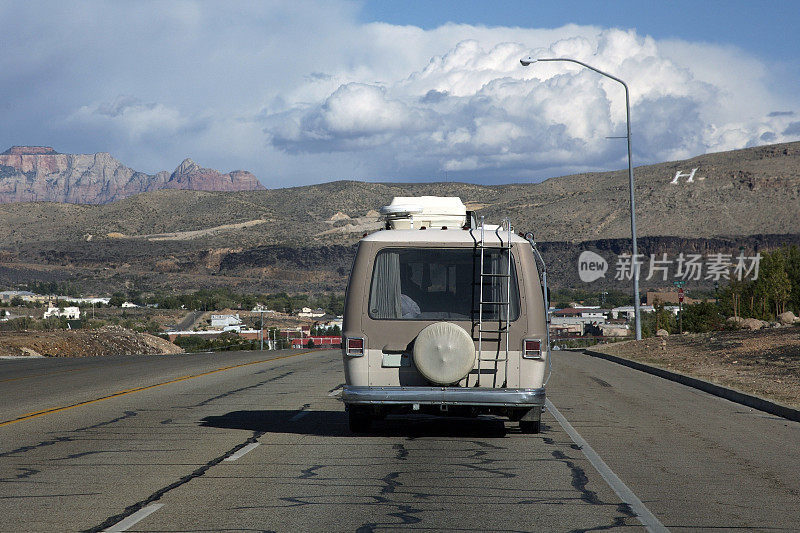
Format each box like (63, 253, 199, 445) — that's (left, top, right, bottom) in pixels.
(348, 408, 372, 433)
(519, 420, 540, 434)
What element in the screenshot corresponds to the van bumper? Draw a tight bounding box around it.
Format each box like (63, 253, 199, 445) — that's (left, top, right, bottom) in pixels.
(342, 386, 545, 407)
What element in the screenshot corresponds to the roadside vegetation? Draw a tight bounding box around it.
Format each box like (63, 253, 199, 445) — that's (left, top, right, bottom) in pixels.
(168, 332, 292, 353)
(638, 247, 800, 337)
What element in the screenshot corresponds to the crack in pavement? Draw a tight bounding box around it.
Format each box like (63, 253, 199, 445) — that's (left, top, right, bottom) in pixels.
(0, 467, 40, 482)
(298, 465, 324, 479)
(459, 462, 517, 478)
(189, 371, 294, 408)
(392, 443, 408, 461)
(85, 430, 266, 533)
(0, 411, 138, 458)
(550, 450, 636, 531)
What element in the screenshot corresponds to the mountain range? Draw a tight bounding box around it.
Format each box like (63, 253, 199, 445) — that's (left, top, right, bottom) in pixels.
(0, 141, 798, 294)
(0, 146, 264, 204)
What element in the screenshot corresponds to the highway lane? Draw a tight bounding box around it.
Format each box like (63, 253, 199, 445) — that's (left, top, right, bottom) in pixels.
(0, 350, 310, 425)
(0, 348, 798, 532)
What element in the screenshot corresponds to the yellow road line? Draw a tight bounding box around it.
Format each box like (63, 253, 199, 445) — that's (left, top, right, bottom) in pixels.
(0, 351, 313, 428)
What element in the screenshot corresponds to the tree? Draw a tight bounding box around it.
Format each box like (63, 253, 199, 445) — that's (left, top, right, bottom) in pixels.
(681, 302, 725, 333)
(783, 245, 800, 314)
(756, 250, 791, 318)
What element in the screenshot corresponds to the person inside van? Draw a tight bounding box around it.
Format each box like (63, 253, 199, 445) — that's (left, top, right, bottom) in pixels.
(400, 293, 421, 318)
(399, 262, 422, 318)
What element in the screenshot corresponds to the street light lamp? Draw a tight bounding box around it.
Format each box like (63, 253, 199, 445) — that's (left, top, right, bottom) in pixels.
(520, 56, 642, 340)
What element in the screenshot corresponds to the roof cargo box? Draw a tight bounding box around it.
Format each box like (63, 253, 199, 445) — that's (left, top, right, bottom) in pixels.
(380, 196, 467, 230)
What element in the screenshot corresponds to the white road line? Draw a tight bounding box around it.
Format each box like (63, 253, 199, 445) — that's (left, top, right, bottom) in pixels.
(289, 410, 309, 422)
(223, 442, 260, 461)
(103, 503, 164, 532)
(546, 399, 669, 533)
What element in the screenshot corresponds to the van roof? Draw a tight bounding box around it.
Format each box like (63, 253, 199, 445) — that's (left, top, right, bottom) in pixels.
(361, 228, 529, 245)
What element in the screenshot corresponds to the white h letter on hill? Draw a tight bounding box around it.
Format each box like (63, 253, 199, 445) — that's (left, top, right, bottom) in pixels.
(671, 168, 698, 184)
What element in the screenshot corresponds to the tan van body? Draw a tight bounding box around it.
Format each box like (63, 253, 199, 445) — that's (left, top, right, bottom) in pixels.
(341, 198, 549, 433)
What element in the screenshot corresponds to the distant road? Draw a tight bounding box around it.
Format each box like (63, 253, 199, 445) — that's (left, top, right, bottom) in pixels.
(1, 349, 798, 532)
(172, 310, 205, 331)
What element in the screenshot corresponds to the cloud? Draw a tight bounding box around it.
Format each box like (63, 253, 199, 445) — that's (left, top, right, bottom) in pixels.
(0, 2, 797, 185)
(784, 122, 800, 136)
(69, 96, 190, 140)
(263, 27, 797, 180)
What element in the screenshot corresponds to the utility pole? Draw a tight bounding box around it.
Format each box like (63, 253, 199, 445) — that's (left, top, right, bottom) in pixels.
(674, 280, 685, 334)
(259, 310, 264, 351)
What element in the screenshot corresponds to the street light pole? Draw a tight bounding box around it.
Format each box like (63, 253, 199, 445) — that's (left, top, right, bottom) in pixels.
(520, 56, 642, 339)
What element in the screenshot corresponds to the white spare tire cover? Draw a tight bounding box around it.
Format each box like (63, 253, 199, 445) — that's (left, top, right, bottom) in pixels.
(413, 322, 476, 385)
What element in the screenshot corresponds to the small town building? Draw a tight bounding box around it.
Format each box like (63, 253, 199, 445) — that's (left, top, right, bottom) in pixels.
(610, 305, 655, 320)
(0, 290, 35, 302)
(600, 323, 631, 337)
(291, 336, 342, 348)
(43, 306, 81, 320)
(211, 314, 243, 329)
(297, 307, 326, 318)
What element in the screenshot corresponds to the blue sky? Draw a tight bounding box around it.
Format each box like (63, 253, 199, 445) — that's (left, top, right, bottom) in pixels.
(359, 0, 799, 58)
(0, 1, 797, 187)
(359, 0, 800, 96)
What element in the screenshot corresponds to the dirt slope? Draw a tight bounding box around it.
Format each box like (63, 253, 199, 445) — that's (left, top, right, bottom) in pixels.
(0, 326, 183, 357)
(594, 327, 800, 408)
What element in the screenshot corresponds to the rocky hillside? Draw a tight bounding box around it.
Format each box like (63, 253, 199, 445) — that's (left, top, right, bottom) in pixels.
(0, 146, 265, 204)
(0, 141, 798, 293)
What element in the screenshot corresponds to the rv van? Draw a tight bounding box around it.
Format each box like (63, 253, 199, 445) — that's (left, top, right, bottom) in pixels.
(341, 196, 551, 434)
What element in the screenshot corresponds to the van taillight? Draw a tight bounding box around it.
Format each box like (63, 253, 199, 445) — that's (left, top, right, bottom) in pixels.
(346, 338, 364, 357)
(523, 339, 542, 359)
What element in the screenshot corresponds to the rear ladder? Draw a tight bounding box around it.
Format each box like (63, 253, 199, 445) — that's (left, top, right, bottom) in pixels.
(475, 216, 512, 387)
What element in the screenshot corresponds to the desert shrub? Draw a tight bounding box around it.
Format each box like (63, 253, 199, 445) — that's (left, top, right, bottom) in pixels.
(640, 305, 678, 337)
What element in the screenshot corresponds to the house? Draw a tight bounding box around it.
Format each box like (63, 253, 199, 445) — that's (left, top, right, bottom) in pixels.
(121, 301, 140, 308)
(600, 323, 631, 337)
(297, 307, 326, 318)
(211, 314, 243, 329)
(549, 322, 584, 336)
(610, 305, 655, 320)
(0, 290, 35, 303)
(551, 307, 608, 336)
(319, 317, 343, 329)
(577, 308, 607, 319)
(552, 307, 606, 319)
(43, 306, 81, 320)
(63, 297, 111, 305)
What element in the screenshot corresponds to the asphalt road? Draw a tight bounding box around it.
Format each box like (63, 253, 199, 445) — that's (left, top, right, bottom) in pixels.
(1, 348, 798, 532)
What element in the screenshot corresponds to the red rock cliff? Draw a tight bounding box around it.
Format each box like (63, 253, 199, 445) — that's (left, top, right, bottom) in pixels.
(0, 147, 265, 204)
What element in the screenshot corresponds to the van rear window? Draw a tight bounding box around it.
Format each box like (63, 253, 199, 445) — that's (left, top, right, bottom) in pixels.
(368, 248, 520, 321)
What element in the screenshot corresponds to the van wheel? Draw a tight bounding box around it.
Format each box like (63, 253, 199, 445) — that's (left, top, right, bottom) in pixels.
(348, 408, 372, 433)
(519, 420, 540, 434)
